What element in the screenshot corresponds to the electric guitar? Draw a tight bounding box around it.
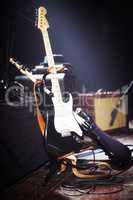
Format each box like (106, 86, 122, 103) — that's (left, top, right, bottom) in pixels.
(37, 7, 83, 137)
(37, 6, 84, 156)
(9, 58, 46, 136)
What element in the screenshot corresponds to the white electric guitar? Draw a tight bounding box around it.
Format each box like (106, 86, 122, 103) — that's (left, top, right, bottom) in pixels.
(37, 7, 83, 138)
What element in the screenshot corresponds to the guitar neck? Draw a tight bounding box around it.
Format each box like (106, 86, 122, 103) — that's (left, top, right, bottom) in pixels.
(38, 6, 63, 102)
(41, 29, 63, 102)
(42, 30, 55, 68)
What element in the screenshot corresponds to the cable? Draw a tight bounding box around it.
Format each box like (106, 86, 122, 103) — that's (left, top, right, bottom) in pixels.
(61, 183, 123, 196)
(59, 145, 129, 197)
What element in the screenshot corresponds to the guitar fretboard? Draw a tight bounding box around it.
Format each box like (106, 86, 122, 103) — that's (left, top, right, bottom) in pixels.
(41, 29, 63, 103)
(42, 30, 55, 68)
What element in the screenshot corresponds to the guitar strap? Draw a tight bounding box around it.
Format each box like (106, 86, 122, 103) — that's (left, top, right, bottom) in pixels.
(48, 65, 65, 73)
(33, 81, 46, 136)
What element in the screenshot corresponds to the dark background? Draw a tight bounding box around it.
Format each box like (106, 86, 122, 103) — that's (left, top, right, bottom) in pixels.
(0, 0, 133, 191)
(1, 0, 133, 90)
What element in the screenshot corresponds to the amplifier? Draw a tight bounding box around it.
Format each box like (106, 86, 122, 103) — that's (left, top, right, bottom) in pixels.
(79, 92, 128, 131)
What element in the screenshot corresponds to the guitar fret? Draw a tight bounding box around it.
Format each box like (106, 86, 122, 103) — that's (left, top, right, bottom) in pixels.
(41, 28, 63, 103)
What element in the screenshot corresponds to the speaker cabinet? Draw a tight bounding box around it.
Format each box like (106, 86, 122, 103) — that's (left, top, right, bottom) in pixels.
(0, 104, 48, 190)
(79, 93, 128, 131)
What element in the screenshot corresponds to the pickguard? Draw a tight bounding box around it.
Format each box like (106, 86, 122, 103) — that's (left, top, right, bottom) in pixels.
(52, 94, 83, 137)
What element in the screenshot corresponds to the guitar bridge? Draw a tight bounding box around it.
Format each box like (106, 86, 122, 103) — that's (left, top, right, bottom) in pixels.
(60, 129, 71, 137)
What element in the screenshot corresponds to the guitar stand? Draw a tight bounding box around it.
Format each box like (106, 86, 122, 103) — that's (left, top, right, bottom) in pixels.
(57, 151, 112, 179)
(43, 147, 124, 196)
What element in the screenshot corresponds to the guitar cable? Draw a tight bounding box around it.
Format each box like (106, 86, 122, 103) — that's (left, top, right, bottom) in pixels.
(59, 144, 133, 197)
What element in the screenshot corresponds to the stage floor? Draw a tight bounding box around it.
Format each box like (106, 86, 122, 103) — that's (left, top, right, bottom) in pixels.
(1, 130, 133, 200)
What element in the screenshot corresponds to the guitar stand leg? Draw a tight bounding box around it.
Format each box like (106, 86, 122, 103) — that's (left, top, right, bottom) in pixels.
(44, 157, 59, 183)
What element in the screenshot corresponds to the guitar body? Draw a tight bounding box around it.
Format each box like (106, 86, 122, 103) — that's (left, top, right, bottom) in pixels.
(52, 93, 83, 136)
(43, 71, 84, 157)
(44, 111, 83, 157)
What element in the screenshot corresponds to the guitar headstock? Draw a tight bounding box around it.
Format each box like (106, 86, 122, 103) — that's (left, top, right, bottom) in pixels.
(9, 58, 36, 83)
(9, 58, 23, 70)
(9, 57, 16, 65)
(37, 6, 49, 31)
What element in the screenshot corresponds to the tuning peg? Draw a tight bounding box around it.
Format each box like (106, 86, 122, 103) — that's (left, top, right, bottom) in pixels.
(25, 67, 30, 72)
(35, 17, 38, 27)
(35, 8, 38, 27)
(17, 60, 22, 65)
(22, 64, 31, 72)
(35, 8, 38, 16)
